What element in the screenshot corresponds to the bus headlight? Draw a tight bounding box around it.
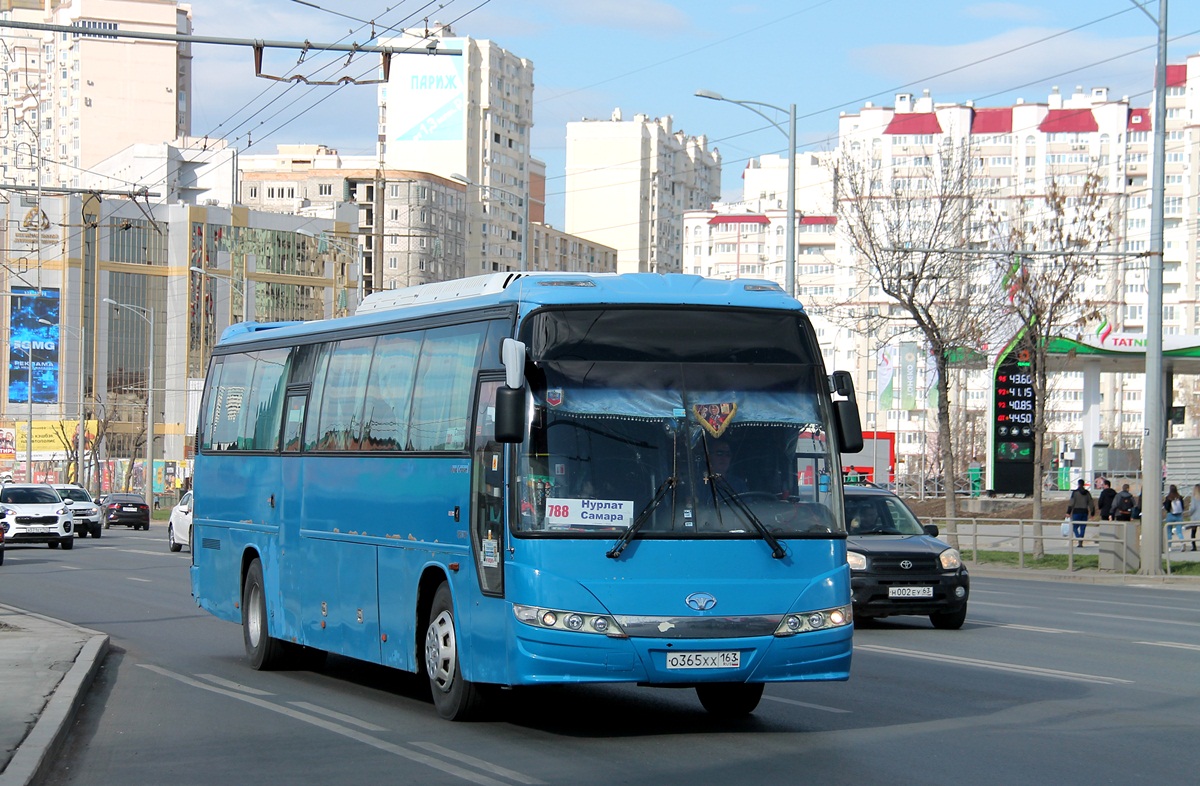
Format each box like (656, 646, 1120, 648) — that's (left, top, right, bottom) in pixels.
(846, 551, 867, 571)
(939, 548, 962, 570)
(775, 604, 853, 636)
(513, 604, 627, 637)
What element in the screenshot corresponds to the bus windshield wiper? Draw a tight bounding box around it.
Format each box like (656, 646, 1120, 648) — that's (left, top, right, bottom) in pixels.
(606, 476, 677, 559)
(709, 475, 787, 560)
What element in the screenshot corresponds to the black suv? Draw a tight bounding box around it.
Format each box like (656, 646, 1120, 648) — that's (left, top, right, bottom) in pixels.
(843, 485, 969, 629)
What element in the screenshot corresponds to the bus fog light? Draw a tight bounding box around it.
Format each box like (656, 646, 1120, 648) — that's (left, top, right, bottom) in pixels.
(807, 613, 826, 629)
(829, 608, 848, 626)
(540, 611, 558, 627)
(592, 617, 609, 633)
(785, 615, 802, 632)
(565, 614, 584, 630)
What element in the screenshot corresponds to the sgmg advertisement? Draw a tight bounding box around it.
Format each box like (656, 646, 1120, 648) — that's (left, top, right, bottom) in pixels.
(8, 288, 60, 405)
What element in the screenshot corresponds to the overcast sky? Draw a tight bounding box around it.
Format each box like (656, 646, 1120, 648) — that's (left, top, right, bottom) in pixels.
(190, 1, 1200, 225)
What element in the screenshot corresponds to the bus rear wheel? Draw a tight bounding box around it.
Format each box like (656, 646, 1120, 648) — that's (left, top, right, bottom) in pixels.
(424, 583, 482, 720)
(695, 683, 764, 717)
(242, 558, 288, 670)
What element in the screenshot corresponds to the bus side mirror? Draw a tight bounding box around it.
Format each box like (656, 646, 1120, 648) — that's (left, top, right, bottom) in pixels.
(495, 386, 526, 443)
(496, 339, 528, 443)
(830, 371, 864, 453)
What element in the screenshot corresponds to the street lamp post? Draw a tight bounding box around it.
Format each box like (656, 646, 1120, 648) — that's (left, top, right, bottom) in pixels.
(103, 299, 154, 505)
(39, 319, 85, 486)
(450, 173, 530, 273)
(695, 90, 797, 297)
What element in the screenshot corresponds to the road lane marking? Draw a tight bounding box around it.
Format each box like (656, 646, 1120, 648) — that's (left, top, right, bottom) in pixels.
(138, 664, 528, 786)
(126, 577, 151, 583)
(762, 695, 850, 713)
(1074, 612, 1200, 628)
(289, 701, 386, 731)
(197, 673, 275, 696)
(1134, 640, 1200, 652)
(854, 644, 1133, 685)
(970, 621, 1078, 634)
(410, 742, 545, 784)
(120, 549, 180, 557)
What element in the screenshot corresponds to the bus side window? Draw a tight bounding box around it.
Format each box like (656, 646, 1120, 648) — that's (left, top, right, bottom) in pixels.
(281, 395, 307, 453)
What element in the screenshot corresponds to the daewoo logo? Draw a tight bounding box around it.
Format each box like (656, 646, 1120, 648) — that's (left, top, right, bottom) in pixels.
(900, 560, 913, 570)
(685, 592, 717, 611)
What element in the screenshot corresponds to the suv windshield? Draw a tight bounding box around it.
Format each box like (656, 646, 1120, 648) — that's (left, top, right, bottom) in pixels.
(513, 307, 844, 540)
(1, 487, 62, 505)
(57, 488, 92, 503)
(846, 494, 926, 536)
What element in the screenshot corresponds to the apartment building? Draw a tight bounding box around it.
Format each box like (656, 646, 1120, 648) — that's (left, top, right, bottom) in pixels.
(565, 109, 721, 274)
(528, 224, 617, 275)
(0, 0, 191, 190)
(377, 22, 533, 276)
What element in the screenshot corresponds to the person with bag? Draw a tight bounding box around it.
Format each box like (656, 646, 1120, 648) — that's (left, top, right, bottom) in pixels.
(1065, 479, 1095, 547)
(1113, 484, 1136, 522)
(1164, 484, 1185, 551)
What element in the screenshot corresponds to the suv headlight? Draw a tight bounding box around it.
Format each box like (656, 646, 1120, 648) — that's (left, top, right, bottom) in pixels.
(846, 551, 867, 571)
(939, 548, 962, 570)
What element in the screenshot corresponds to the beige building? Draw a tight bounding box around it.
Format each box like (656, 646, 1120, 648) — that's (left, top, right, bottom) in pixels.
(565, 109, 721, 275)
(0, 0, 191, 190)
(377, 22, 533, 275)
(529, 223, 617, 275)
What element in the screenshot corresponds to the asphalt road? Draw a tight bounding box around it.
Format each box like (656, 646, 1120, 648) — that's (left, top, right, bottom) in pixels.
(1, 528, 1197, 786)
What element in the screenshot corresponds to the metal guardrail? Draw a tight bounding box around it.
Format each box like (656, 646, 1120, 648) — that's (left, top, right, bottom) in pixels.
(924, 517, 1197, 576)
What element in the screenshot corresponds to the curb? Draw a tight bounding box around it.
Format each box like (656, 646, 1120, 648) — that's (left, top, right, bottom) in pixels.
(0, 630, 109, 786)
(967, 563, 1200, 590)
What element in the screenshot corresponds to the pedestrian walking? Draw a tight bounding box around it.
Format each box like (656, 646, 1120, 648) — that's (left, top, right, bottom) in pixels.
(1097, 478, 1116, 521)
(1113, 484, 1136, 522)
(1183, 483, 1200, 553)
(1065, 479, 1095, 547)
(1163, 484, 1185, 550)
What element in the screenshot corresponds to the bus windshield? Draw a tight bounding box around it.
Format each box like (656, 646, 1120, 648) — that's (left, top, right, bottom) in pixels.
(515, 307, 843, 540)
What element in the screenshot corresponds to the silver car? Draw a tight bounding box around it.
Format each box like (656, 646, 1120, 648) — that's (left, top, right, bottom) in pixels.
(52, 484, 102, 538)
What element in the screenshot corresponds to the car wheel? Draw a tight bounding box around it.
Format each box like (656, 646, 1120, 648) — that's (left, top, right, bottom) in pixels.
(60, 537, 74, 550)
(168, 525, 182, 552)
(424, 583, 483, 721)
(48, 541, 58, 549)
(78, 528, 88, 539)
(930, 606, 967, 630)
(92, 525, 102, 538)
(242, 558, 288, 670)
(695, 683, 764, 717)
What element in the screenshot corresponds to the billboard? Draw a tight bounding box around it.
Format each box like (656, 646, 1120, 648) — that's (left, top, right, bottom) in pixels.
(8, 288, 60, 405)
(381, 40, 466, 144)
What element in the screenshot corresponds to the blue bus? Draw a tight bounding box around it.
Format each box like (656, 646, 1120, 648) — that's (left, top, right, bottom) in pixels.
(191, 272, 863, 720)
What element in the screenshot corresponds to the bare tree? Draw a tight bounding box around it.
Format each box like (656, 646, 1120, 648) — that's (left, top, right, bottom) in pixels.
(835, 138, 1005, 528)
(983, 172, 1117, 556)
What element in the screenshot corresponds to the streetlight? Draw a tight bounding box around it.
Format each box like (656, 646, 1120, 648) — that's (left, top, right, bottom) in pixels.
(189, 266, 245, 297)
(103, 299, 154, 505)
(38, 318, 86, 486)
(450, 173, 530, 272)
(695, 89, 797, 297)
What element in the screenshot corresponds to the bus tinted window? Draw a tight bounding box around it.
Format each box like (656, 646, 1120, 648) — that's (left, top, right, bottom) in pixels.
(409, 324, 486, 451)
(303, 344, 332, 451)
(245, 348, 290, 450)
(361, 331, 422, 451)
(209, 353, 254, 451)
(314, 337, 376, 450)
(199, 358, 223, 451)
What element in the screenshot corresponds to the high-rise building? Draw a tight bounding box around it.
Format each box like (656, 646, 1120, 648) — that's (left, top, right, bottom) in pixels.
(565, 109, 721, 274)
(377, 22, 533, 276)
(0, 0, 192, 190)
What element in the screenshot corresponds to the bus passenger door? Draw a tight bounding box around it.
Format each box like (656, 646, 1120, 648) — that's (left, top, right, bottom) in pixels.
(471, 378, 505, 598)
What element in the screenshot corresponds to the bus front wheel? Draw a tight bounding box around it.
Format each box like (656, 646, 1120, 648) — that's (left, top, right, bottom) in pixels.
(695, 683, 764, 717)
(243, 558, 287, 670)
(424, 583, 482, 720)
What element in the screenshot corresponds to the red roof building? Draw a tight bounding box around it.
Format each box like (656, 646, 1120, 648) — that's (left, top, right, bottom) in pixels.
(883, 113, 943, 135)
(970, 108, 1013, 135)
(1037, 109, 1099, 133)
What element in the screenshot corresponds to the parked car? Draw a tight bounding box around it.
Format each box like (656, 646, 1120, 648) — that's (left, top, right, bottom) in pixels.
(52, 484, 103, 538)
(168, 491, 192, 552)
(102, 492, 151, 530)
(843, 484, 969, 629)
(0, 483, 75, 549)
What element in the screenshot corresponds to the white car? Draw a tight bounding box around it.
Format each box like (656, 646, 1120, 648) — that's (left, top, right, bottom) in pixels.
(52, 484, 103, 538)
(168, 491, 192, 552)
(0, 484, 75, 550)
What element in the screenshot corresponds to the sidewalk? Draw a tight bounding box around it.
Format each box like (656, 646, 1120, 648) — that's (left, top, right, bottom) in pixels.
(0, 604, 108, 786)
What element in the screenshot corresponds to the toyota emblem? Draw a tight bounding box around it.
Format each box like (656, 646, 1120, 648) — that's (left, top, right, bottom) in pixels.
(900, 560, 913, 570)
(685, 592, 717, 611)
